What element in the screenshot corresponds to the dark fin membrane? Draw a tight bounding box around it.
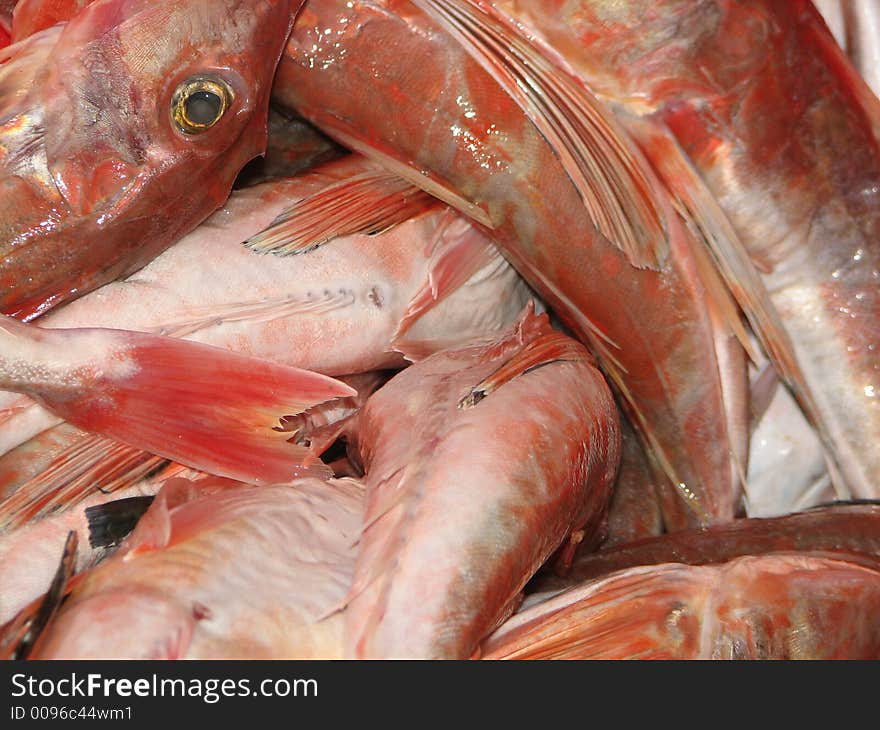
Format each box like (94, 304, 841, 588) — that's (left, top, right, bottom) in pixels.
(86, 496, 155, 550)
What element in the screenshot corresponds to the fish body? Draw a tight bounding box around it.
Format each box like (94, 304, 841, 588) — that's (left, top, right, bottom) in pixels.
(345, 308, 620, 658)
(0, 154, 533, 458)
(273, 0, 748, 527)
(487, 553, 880, 659)
(475, 0, 880, 499)
(10, 0, 90, 41)
(29, 477, 362, 659)
(530, 503, 880, 596)
(0, 0, 296, 319)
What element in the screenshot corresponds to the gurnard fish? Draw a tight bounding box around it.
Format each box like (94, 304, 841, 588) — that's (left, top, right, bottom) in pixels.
(459, 0, 880, 499)
(343, 306, 620, 658)
(273, 0, 750, 528)
(25, 477, 363, 659)
(529, 503, 880, 596)
(0, 0, 296, 319)
(484, 553, 880, 659)
(0, 154, 533, 466)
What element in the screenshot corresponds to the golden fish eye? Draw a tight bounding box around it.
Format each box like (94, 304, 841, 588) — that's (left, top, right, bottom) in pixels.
(171, 77, 234, 135)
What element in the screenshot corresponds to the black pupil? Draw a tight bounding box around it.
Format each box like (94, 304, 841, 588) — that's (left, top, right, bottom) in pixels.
(185, 90, 223, 126)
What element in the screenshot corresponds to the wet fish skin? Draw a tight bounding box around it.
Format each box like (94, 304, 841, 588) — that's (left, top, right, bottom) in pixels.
(28, 477, 362, 659)
(0, 0, 297, 319)
(478, 0, 880, 499)
(345, 307, 621, 658)
(273, 0, 748, 528)
(486, 553, 880, 659)
(0, 154, 534, 458)
(529, 503, 880, 597)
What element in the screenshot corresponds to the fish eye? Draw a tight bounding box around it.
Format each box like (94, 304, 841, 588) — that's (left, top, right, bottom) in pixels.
(171, 76, 234, 135)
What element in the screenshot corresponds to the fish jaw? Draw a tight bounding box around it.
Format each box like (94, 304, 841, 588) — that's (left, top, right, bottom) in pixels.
(0, 0, 297, 319)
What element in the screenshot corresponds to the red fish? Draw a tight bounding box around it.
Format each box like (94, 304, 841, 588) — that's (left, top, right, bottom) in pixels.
(0, 314, 354, 486)
(344, 306, 620, 658)
(27, 477, 363, 659)
(0, 0, 297, 319)
(530, 503, 880, 596)
(465, 0, 880, 500)
(272, 0, 750, 528)
(486, 553, 880, 659)
(9, 0, 90, 41)
(0, 155, 533, 521)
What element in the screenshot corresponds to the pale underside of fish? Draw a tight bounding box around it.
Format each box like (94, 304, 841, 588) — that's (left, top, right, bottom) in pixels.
(274, 0, 750, 530)
(0, 154, 534, 462)
(30, 477, 363, 660)
(467, 0, 880, 499)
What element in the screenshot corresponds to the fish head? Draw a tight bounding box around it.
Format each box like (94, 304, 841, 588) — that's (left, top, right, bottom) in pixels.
(0, 0, 295, 319)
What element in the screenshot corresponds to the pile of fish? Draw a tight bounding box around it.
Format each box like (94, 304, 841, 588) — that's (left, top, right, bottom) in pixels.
(0, 0, 879, 659)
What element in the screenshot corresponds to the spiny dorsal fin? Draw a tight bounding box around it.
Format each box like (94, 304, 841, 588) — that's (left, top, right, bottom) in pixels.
(413, 0, 668, 270)
(245, 167, 438, 255)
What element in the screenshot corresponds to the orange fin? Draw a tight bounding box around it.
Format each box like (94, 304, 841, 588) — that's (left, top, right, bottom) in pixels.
(482, 564, 711, 659)
(414, 0, 667, 269)
(311, 126, 495, 229)
(244, 165, 438, 255)
(0, 429, 166, 531)
(393, 209, 502, 342)
(624, 116, 849, 499)
(2, 319, 356, 486)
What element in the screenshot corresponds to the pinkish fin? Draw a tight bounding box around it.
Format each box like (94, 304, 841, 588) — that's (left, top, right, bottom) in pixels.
(312, 126, 495, 229)
(244, 166, 437, 255)
(1, 318, 356, 486)
(623, 117, 850, 499)
(0, 431, 166, 531)
(392, 209, 502, 342)
(482, 564, 711, 659)
(119, 478, 199, 557)
(414, 0, 667, 270)
(153, 289, 354, 338)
